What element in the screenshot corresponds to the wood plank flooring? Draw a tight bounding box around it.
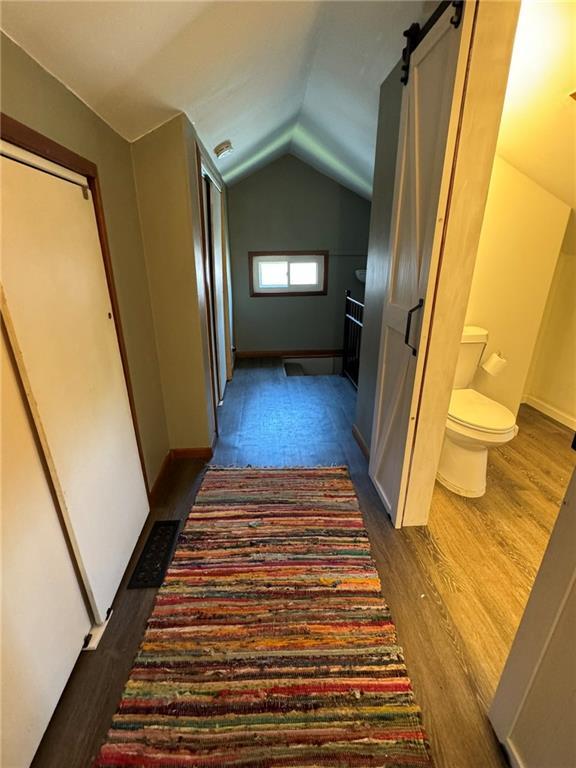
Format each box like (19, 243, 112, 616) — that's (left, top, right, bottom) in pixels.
(32, 358, 575, 768)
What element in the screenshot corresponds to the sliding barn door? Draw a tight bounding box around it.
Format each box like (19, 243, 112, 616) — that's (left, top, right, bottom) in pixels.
(1, 149, 148, 623)
(369, 4, 474, 526)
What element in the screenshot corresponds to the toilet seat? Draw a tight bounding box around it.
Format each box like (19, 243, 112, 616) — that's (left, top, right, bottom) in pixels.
(447, 388, 516, 434)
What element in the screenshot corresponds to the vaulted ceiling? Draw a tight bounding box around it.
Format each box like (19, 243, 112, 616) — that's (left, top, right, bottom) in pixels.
(1, 1, 427, 198)
(496, 0, 576, 211)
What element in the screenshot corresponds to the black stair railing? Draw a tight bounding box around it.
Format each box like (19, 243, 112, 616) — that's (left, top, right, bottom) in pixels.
(342, 289, 364, 388)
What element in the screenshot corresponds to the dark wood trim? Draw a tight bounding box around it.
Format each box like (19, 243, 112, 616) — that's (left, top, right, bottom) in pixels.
(149, 443, 214, 501)
(248, 251, 329, 297)
(352, 423, 370, 460)
(0, 113, 97, 178)
(196, 144, 220, 435)
(236, 348, 343, 359)
(0, 113, 151, 496)
(203, 174, 222, 401)
(170, 447, 213, 461)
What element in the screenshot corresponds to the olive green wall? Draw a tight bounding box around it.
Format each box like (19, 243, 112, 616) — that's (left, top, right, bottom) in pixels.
(0, 33, 168, 486)
(227, 154, 370, 353)
(131, 115, 215, 450)
(355, 62, 403, 450)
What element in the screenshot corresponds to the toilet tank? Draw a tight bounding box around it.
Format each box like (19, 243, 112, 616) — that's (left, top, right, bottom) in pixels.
(453, 326, 488, 388)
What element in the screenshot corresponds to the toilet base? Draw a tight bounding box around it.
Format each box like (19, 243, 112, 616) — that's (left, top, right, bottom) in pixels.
(436, 434, 488, 498)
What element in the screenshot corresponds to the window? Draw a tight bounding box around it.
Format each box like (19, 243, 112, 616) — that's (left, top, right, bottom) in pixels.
(249, 251, 328, 296)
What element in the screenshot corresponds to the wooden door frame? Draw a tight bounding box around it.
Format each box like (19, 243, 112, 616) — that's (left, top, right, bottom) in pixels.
(203, 174, 223, 402)
(0, 113, 150, 496)
(195, 145, 220, 433)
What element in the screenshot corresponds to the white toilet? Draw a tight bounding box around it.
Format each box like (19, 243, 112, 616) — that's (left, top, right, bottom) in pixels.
(437, 326, 518, 498)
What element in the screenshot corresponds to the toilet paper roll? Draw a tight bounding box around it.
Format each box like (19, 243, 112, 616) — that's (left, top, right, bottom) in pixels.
(482, 351, 507, 376)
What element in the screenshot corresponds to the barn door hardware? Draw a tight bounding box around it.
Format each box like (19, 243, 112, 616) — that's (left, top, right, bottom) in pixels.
(450, 1, 464, 28)
(401, 0, 464, 85)
(400, 23, 421, 85)
(404, 298, 424, 356)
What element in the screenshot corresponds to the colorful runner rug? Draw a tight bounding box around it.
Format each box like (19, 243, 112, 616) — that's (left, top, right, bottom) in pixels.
(95, 467, 431, 767)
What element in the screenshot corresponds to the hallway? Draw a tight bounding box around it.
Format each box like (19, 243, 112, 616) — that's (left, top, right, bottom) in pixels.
(211, 360, 511, 766)
(3, 2, 574, 764)
(212, 360, 574, 766)
(213, 358, 364, 468)
(32, 360, 574, 768)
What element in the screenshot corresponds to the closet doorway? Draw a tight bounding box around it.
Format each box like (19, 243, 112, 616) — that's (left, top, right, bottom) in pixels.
(198, 153, 231, 429)
(1, 121, 148, 624)
(1, 116, 150, 765)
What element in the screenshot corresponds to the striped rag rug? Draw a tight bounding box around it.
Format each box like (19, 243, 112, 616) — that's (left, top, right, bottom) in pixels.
(94, 466, 431, 767)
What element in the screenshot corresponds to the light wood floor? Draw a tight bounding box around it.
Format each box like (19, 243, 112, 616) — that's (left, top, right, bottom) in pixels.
(32, 360, 575, 768)
(426, 403, 573, 712)
(355, 403, 574, 767)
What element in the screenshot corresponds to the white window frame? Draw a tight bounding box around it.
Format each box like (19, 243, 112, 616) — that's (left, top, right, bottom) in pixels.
(249, 251, 328, 296)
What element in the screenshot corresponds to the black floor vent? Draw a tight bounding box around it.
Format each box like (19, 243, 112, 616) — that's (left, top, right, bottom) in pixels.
(127, 520, 180, 589)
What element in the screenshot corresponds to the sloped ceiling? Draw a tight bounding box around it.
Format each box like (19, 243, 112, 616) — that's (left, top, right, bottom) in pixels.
(497, 0, 575, 210)
(0, 1, 425, 197)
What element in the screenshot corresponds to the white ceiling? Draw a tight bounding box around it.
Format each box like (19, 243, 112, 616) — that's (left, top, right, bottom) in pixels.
(0, 1, 426, 198)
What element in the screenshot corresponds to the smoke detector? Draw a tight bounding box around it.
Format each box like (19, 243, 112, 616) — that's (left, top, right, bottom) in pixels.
(214, 140, 233, 159)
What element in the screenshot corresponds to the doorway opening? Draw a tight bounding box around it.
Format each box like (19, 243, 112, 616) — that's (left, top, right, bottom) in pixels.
(424, 0, 575, 725)
(198, 153, 233, 434)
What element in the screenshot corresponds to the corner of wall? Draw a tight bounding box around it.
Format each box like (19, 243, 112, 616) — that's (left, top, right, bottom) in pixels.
(129, 140, 170, 480)
(131, 117, 213, 451)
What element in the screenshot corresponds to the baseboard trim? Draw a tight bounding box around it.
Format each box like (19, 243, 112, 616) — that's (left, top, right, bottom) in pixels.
(522, 395, 576, 430)
(150, 446, 213, 502)
(170, 447, 213, 460)
(352, 423, 370, 460)
(236, 348, 343, 359)
(149, 451, 172, 501)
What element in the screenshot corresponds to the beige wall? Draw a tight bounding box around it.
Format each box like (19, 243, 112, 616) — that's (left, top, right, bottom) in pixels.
(0, 33, 168, 486)
(132, 114, 215, 449)
(355, 62, 403, 449)
(524, 211, 576, 428)
(465, 156, 570, 415)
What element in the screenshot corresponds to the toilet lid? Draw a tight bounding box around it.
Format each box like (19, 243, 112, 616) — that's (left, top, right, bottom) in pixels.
(448, 389, 516, 433)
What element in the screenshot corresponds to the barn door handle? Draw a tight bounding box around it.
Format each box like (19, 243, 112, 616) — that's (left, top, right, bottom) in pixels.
(404, 298, 424, 356)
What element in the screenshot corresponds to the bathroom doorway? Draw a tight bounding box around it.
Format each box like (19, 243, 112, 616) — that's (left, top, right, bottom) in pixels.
(424, 0, 576, 718)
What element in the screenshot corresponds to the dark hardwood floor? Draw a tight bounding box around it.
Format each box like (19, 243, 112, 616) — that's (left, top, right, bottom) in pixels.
(212, 358, 363, 468)
(33, 358, 575, 768)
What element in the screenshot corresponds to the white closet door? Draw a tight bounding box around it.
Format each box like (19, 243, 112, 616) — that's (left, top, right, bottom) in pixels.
(1, 154, 148, 623)
(1, 330, 91, 768)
